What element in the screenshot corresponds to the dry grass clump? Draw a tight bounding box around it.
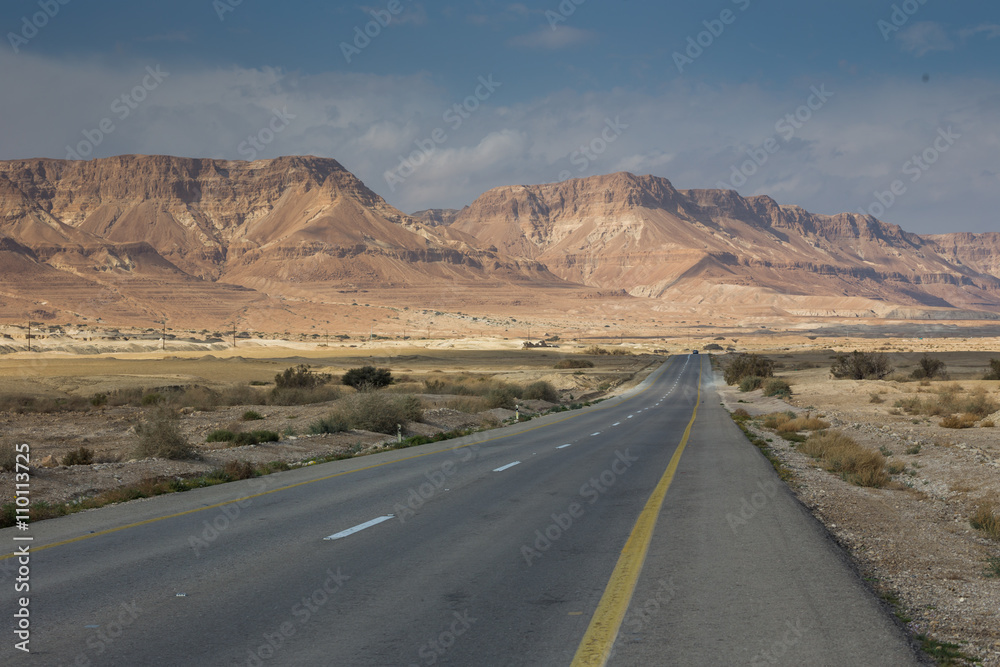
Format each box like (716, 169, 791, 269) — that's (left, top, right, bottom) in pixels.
(62, 446, 94, 466)
(134, 408, 197, 460)
(445, 396, 491, 413)
(969, 504, 1000, 541)
(776, 416, 831, 433)
(554, 359, 594, 369)
(939, 414, 980, 429)
(0, 443, 16, 472)
(321, 392, 423, 434)
(761, 412, 795, 429)
(799, 431, 889, 488)
(894, 385, 998, 424)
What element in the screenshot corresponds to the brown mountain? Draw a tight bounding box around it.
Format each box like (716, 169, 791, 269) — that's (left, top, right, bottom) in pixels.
(2, 158, 998, 332)
(449, 172, 1000, 317)
(0, 155, 569, 328)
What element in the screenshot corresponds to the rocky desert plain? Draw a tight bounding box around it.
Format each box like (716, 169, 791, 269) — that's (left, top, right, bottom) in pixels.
(2, 154, 1000, 664)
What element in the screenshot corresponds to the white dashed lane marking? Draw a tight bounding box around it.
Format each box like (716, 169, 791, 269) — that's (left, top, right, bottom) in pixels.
(324, 515, 395, 541)
(493, 461, 521, 472)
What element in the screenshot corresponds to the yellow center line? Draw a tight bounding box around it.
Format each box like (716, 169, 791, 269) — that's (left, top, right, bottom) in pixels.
(570, 358, 702, 667)
(1, 357, 680, 560)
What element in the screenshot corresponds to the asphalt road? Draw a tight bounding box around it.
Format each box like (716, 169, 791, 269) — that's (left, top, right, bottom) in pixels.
(1, 355, 927, 666)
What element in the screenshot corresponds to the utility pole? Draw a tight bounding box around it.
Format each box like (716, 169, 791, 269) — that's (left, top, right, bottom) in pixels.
(26, 321, 30, 352)
(232, 321, 237, 349)
(161, 318, 167, 351)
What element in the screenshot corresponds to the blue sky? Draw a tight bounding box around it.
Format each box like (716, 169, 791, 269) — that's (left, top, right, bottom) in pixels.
(1, 0, 998, 233)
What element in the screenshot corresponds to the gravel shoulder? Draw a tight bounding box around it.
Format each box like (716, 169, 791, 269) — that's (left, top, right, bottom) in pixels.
(716, 368, 1000, 666)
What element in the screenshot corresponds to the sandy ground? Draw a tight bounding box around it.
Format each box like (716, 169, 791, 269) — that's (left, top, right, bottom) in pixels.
(716, 353, 1000, 666)
(0, 347, 660, 506)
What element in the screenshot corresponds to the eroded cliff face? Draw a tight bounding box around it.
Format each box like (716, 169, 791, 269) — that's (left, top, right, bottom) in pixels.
(0, 154, 562, 286)
(450, 172, 1000, 312)
(2, 157, 997, 328)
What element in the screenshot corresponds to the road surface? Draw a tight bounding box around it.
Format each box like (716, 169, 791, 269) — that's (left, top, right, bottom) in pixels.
(1, 355, 926, 666)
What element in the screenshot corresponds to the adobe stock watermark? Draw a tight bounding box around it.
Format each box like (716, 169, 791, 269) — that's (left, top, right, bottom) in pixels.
(546, 0, 588, 30)
(187, 477, 269, 556)
(393, 441, 483, 523)
(877, 0, 930, 41)
(857, 125, 960, 219)
(407, 610, 477, 667)
(383, 74, 502, 192)
(750, 618, 812, 666)
(340, 0, 414, 63)
(7, 0, 71, 54)
(55, 600, 143, 666)
(673, 0, 752, 73)
(715, 85, 834, 191)
(520, 449, 638, 566)
(240, 567, 350, 666)
(555, 116, 629, 182)
(607, 577, 678, 660)
(725, 478, 778, 533)
(64, 65, 170, 160)
(237, 107, 296, 161)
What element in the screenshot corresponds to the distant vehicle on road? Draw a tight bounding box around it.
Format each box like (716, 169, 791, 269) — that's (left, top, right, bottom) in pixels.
(692, 349, 699, 354)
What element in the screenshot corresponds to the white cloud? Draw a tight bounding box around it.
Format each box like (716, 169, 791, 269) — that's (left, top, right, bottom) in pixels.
(507, 26, 597, 50)
(896, 22, 955, 56)
(960, 23, 1000, 41)
(0, 51, 997, 234)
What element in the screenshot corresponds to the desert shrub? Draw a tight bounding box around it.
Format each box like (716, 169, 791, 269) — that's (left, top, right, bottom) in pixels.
(328, 393, 423, 434)
(983, 359, 1000, 381)
(939, 414, 979, 429)
(141, 392, 163, 406)
(242, 410, 264, 421)
(134, 408, 196, 460)
(523, 381, 558, 402)
(221, 460, 257, 481)
(830, 351, 893, 380)
(485, 386, 518, 409)
(609, 348, 633, 356)
(583, 346, 610, 356)
(274, 364, 330, 390)
(341, 366, 393, 391)
(762, 412, 794, 429)
(232, 430, 280, 446)
(739, 376, 763, 392)
(266, 385, 343, 406)
(776, 416, 830, 433)
(911, 354, 947, 380)
(961, 387, 998, 418)
(0, 443, 18, 472)
(308, 414, 350, 434)
(731, 408, 751, 421)
(555, 359, 594, 369)
(206, 429, 237, 443)
(703, 343, 723, 351)
(90, 393, 108, 407)
(724, 354, 774, 385)
(799, 431, 888, 487)
(216, 384, 257, 406)
(869, 392, 885, 404)
(61, 447, 94, 466)
(445, 397, 491, 413)
(970, 504, 1000, 540)
(762, 378, 792, 397)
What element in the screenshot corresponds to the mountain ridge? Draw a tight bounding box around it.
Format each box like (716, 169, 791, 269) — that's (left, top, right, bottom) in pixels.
(2, 156, 998, 330)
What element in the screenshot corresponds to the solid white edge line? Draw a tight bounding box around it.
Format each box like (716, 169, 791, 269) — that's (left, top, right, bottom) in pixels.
(324, 514, 395, 541)
(493, 461, 521, 472)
